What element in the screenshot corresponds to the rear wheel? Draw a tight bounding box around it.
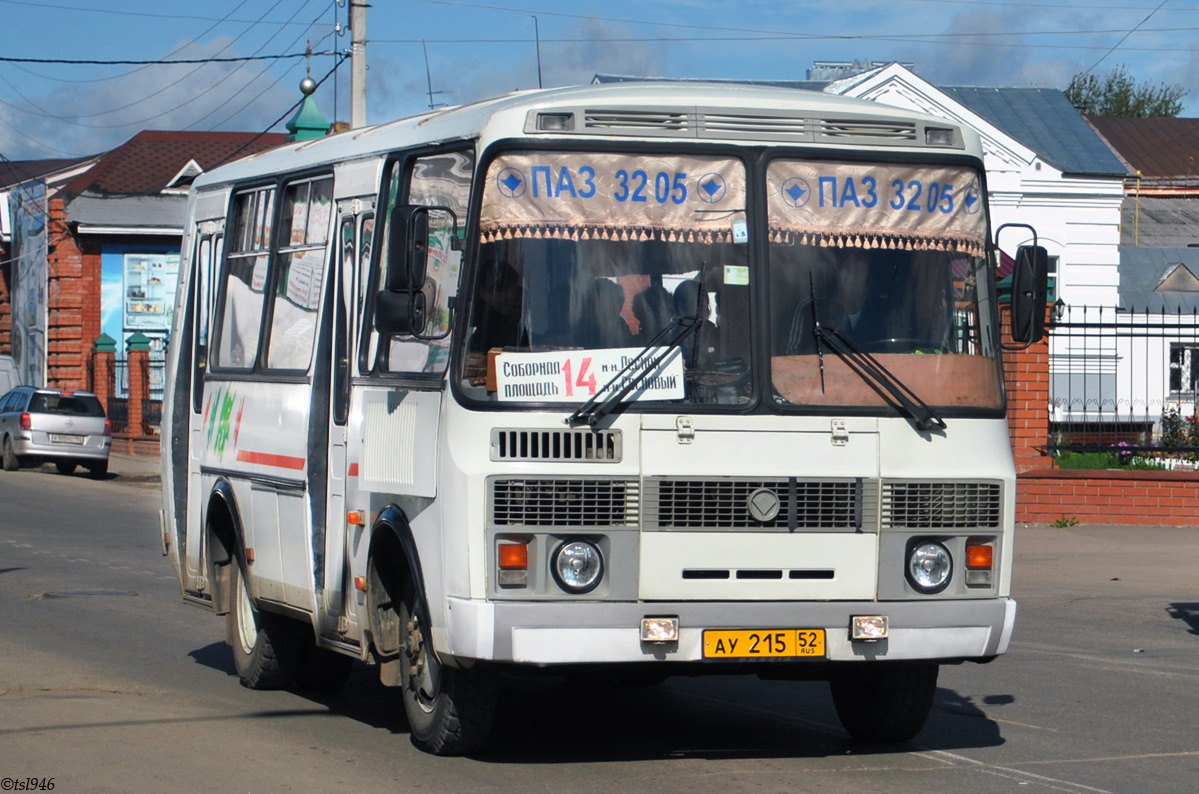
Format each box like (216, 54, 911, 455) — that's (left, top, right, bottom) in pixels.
(829, 662, 939, 743)
(398, 580, 497, 755)
(227, 560, 302, 689)
(55, 461, 77, 475)
(2, 437, 21, 471)
(86, 460, 108, 479)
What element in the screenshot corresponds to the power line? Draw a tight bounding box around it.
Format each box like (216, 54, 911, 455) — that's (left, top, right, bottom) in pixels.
(209, 53, 348, 170)
(0, 0, 325, 26)
(1082, 0, 1172, 74)
(0, 52, 328, 66)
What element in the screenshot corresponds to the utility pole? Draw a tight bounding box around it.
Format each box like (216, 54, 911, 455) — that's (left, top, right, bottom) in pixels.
(350, 0, 367, 128)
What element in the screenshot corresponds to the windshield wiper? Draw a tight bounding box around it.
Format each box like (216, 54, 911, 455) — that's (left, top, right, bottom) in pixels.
(566, 314, 701, 427)
(811, 323, 946, 434)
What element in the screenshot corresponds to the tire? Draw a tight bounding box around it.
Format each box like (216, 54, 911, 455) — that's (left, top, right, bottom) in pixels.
(397, 579, 497, 755)
(3, 437, 21, 471)
(227, 560, 302, 690)
(829, 662, 939, 743)
(56, 461, 77, 475)
(87, 460, 108, 479)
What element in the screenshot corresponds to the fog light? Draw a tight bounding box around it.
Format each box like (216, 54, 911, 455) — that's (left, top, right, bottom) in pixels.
(907, 541, 952, 593)
(552, 540, 603, 593)
(851, 615, 889, 641)
(641, 616, 679, 643)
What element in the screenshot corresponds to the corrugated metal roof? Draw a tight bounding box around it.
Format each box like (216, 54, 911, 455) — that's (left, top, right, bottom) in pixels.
(1087, 116, 1199, 178)
(1119, 246, 1199, 311)
(1122, 197, 1199, 247)
(931, 87, 1129, 177)
(63, 130, 288, 197)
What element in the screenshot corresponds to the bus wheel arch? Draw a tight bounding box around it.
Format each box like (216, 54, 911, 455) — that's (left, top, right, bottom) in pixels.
(366, 508, 498, 755)
(204, 482, 241, 617)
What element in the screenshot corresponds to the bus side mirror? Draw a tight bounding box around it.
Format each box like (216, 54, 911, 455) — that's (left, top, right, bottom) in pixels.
(1010, 244, 1049, 344)
(375, 289, 427, 335)
(384, 205, 430, 292)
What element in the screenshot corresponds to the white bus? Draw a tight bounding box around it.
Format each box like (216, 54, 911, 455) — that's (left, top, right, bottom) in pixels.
(160, 82, 1047, 754)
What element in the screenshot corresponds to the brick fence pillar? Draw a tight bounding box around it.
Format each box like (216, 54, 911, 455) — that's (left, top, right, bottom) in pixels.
(1000, 303, 1053, 474)
(126, 331, 150, 437)
(91, 333, 116, 414)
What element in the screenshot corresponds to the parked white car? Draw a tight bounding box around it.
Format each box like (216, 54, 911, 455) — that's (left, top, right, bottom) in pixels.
(0, 386, 111, 477)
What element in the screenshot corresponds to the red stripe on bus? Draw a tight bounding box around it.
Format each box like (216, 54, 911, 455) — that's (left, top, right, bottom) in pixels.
(235, 450, 306, 470)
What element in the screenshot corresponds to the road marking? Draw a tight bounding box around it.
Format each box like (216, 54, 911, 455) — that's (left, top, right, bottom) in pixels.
(926, 750, 1114, 793)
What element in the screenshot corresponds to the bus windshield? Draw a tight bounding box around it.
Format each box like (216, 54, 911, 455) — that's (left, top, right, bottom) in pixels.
(765, 158, 1002, 411)
(457, 150, 1002, 413)
(461, 151, 753, 406)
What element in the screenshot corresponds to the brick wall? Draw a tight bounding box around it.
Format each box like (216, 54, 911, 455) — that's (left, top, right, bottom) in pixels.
(1002, 303, 1199, 525)
(0, 252, 10, 356)
(46, 196, 101, 390)
(1017, 469, 1199, 527)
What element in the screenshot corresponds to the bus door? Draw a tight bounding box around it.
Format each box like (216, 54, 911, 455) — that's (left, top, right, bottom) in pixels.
(342, 150, 473, 611)
(320, 197, 374, 640)
(180, 212, 223, 598)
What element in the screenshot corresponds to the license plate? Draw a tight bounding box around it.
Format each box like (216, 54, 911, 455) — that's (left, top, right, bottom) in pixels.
(49, 434, 84, 445)
(703, 629, 826, 659)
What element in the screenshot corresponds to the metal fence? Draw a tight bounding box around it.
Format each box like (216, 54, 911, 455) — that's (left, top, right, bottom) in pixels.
(88, 355, 163, 437)
(1048, 304, 1199, 459)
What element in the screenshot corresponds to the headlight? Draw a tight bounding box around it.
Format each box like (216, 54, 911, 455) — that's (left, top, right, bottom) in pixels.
(552, 540, 603, 593)
(907, 541, 952, 594)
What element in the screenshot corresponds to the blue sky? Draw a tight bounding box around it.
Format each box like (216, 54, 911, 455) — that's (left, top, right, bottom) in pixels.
(1, 0, 1196, 160)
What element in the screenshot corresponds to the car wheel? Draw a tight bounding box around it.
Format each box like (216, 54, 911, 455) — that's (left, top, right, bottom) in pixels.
(56, 461, 77, 475)
(86, 460, 108, 479)
(2, 436, 21, 471)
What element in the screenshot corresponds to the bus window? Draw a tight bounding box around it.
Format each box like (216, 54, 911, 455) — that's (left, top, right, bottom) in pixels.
(266, 176, 333, 370)
(367, 150, 473, 377)
(215, 187, 274, 369)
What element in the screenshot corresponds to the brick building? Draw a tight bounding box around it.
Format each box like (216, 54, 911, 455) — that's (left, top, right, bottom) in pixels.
(2, 131, 286, 388)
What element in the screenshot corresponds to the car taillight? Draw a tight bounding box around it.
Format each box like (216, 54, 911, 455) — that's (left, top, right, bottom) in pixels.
(104, 418, 111, 436)
(20, 413, 31, 430)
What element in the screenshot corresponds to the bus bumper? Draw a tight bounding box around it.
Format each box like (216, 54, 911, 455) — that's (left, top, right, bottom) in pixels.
(443, 596, 1016, 665)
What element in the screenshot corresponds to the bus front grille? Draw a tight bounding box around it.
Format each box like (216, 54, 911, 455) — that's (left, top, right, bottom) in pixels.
(643, 478, 875, 531)
(880, 481, 1002, 528)
(491, 428, 621, 462)
(490, 477, 639, 527)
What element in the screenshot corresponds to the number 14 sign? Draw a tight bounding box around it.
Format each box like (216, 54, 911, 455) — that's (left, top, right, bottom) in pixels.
(494, 347, 687, 403)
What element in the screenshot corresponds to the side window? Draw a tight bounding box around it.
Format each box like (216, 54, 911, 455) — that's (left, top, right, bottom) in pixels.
(368, 149, 473, 376)
(266, 176, 333, 370)
(215, 187, 274, 369)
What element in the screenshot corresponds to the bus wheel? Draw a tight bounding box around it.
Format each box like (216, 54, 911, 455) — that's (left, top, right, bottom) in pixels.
(398, 581, 497, 755)
(829, 662, 938, 743)
(227, 559, 301, 690)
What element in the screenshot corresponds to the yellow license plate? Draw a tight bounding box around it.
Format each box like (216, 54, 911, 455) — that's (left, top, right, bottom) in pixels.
(703, 629, 826, 659)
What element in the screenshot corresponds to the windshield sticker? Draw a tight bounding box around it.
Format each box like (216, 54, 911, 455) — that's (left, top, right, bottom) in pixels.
(494, 347, 686, 402)
(767, 161, 986, 257)
(480, 153, 746, 245)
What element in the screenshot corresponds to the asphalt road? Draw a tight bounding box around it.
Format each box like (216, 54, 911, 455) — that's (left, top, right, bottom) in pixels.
(2, 466, 1198, 793)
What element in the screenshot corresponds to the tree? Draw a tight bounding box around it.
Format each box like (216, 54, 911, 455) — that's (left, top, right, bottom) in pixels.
(1065, 65, 1186, 117)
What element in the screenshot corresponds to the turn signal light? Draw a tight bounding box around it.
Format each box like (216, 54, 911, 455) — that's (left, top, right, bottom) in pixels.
(966, 544, 993, 569)
(498, 543, 528, 569)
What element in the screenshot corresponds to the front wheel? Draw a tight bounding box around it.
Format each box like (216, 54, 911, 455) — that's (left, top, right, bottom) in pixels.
(829, 662, 938, 743)
(227, 560, 302, 689)
(398, 580, 497, 755)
